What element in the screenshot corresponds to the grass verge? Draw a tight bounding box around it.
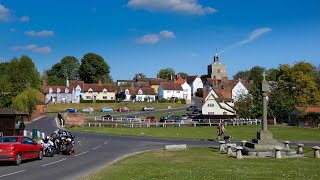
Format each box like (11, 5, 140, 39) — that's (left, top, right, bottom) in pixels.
(70, 126, 320, 141)
(82, 147, 319, 180)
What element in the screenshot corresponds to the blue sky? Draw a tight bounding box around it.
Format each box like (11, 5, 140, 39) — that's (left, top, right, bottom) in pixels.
(0, 0, 319, 81)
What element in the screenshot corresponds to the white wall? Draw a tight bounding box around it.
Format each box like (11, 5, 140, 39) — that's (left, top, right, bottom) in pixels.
(232, 81, 249, 101)
(192, 77, 204, 95)
(181, 82, 191, 101)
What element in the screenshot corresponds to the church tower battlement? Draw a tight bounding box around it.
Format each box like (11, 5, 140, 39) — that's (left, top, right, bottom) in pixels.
(207, 49, 227, 79)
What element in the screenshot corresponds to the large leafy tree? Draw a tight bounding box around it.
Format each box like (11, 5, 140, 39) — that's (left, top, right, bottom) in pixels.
(46, 56, 80, 85)
(158, 68, 175, 80)
(7, 56, 41, 93)
(133, 73, 147, 81)
(79, 53, 112, 83)
(12, 87, 42, 118)
(277, 62, 320, 106)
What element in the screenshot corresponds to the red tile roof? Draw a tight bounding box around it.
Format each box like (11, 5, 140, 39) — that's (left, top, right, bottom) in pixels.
(149, 78, 167, 85)
(174, 77, 185, 85)
(297, 107, 320, 113)
(160, 82, 183, 90)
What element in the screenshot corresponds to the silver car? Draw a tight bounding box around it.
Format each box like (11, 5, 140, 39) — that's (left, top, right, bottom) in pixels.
(81, 108, 94, 113)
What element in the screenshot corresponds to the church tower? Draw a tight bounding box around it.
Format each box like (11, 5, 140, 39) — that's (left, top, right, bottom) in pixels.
(207, 49, 227, 79)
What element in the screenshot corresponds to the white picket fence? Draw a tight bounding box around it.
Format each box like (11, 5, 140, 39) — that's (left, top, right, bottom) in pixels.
(85, 118, 261, 128)
(23, 130, 46, 139)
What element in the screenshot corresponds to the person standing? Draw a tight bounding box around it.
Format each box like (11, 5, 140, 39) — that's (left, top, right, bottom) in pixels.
(216, 123, 222, 140)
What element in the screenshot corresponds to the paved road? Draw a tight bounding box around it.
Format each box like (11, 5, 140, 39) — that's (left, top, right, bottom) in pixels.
(0, 116, 215, 180)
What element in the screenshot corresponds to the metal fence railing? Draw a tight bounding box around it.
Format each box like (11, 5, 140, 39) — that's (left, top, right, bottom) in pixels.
(84, 118, 261, 128)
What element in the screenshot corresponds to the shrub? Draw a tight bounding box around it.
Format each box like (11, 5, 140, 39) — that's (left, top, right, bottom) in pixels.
(180, 99, 186, 104)
(80, 99, 93, 103)
(174, 98, 180, 103)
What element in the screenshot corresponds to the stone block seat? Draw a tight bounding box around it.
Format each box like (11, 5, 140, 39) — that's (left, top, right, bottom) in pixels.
(242, 131, 298, 158)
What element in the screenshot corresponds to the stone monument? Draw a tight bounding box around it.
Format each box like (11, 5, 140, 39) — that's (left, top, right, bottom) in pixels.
(243, 73, 295, 157)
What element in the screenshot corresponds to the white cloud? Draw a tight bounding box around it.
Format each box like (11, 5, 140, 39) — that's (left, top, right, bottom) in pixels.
(191, 53, 199, 57)
(238, 27, 272, 45)
(0, 4, 11, 22)
(11, 44, 52, 54)
(20, 16, 30, 22)
(127, 0, 216, 15)
(25, 30, 54, 37)
(136, 30, 175, 44)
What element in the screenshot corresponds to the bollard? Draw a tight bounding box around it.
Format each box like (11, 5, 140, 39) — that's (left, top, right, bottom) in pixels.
(235, 146, 243, 159)
(275, 147, 282, 158)
(283, 141, 290, 149)
(297, 144, 304, 154)
(241, 140, 247, 147)
(312, 146, 320, 158)
(226, 144, 232, 155)
(41, 132, 45, 139)
(219, 141, 226, 152)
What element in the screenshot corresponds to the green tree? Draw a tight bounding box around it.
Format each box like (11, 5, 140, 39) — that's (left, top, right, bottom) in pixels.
(7, 56, 41, 93)
(195, 88, 203, 97)
(12, 87, 42, 119)
(266, 68, 280, 81)
(159, 68, 175, 80)
(177, 72, 188, 79)
(46, 56, 80, 85)
(278, 62, 320, 106)
(232, 70, 250, 81)
(79, 53, 112, 83)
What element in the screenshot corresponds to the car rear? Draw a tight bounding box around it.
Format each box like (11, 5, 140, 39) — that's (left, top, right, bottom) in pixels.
(0, 143, 18, 162)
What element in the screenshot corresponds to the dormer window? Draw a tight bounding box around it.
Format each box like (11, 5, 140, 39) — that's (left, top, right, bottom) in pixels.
(103, 89, 108, 94)
(65, 88, 69, 93)
(49, 88, 53, 94)
(138, 90, 143, 95)
(88, 88, 93, 94)
(125, 89, 129, 95)
(57, 88, 61, 94)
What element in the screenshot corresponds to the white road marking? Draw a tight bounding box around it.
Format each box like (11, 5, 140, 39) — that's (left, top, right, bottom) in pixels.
(92, 145, 101, 150)
(0, 170, 26, 178)
(41, 158, 67, 167)
(75, 151, 89, 157)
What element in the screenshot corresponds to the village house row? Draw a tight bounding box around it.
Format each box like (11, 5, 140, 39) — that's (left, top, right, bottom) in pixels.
(43, 52, 251, 116)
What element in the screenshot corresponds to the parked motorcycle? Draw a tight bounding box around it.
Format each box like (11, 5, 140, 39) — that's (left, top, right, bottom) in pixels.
(38, 136, 55, 157)
(52, 129, 75, 155)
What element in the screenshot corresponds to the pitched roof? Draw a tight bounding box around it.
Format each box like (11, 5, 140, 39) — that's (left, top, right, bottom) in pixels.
(186, 76, 197, 84)
(160, 82, 183, 90)
(174, 77, 185, 85)
(0, 109, 27, 116)
(149, 78, 167, 85)
(296, 107, 320, 113)
(43, 86, 67, 93)
(121, 87, 156, 95)
(69, 80, 85, 89)
(132, 82, 151, 88)
(83, 84, 116, 92)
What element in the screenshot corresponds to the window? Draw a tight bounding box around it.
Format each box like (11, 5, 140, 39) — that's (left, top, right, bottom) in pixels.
(176, 91, 180, 93)
(167, 91, 171, 93)
(111, 97, 114, 100)
(86, 96, 91, 99)
(22, 137, 34, 144)
(125, 90, 129, 95)
(217, 69, 221, 74)
(138, 90, 143, 95)
(138, 96, 142, 101)
(103, 96, 108, 99)
(208, 112, 214, 115)
(208, 104, 214, 107)
(89, 91, 93, 94)
(184, 89, 188, 92)
(103, 91, 107, 94)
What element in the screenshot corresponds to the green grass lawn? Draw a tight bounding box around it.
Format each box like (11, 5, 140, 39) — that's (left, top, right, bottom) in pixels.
(70, 125, 320, 141)
(82, 147, 320, 180)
